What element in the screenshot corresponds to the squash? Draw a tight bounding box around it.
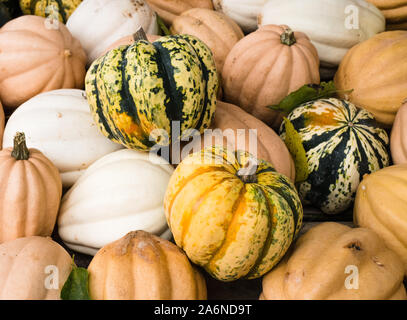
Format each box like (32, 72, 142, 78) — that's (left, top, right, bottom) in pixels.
(334, 30, 407, 126)
(88, 230, 207, 300)
(213, 0, 267, 33)
(354, 164, 407, 274)
(86, 31, 218, 151)
(0, 132, 62, 243)
(2, 89, 122, 188)
(0, 100, 4, 147)
(164, 147, 303, 281)
(100, 33, 161, 58)
(222, 24, 320, 128)
(170, 8, 243, 73)
(58, 149, 174, 256)
(279, 98, 390, 215)
(391, 102, 407, 164)
(261, 222, 407, 300)
(0, 236, 72, 300)
(67, 0, 158, 65)
(19, 0, 82, 23)
(366, 0, 407, 30)
(259, 0, 385, 69)
(146, 0, 213, 25)
(0, 15, 86, 111)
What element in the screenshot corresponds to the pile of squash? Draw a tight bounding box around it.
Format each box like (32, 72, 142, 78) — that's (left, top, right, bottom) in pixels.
(0, 0, 406, 301)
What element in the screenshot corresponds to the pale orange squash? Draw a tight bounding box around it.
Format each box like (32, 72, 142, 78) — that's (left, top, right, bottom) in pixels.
(0, 100, 4, 147)
(100, 33, 161, 58)
(367, 0, 407, 30)
(391, 102, 407, 164)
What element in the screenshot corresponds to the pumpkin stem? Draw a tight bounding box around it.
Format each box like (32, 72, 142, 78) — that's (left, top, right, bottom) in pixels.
(280, 27, 296, 46)
(236, 158, 258, 184)
(133, 27, 148, 42)
(11, 132, 30, 160)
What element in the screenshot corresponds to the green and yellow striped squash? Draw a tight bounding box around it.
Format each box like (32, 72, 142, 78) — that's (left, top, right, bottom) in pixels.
(164, 147, 303, 281)
(19, 0, 82, 23)
(279, 98, 390, 215)
(85, 34, 218, 151)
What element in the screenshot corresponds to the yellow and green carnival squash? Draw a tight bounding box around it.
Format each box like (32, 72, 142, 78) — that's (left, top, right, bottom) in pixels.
(164, 147, 303, 281)
(85, 33, 219, 151)
(19, 0, 82, 23)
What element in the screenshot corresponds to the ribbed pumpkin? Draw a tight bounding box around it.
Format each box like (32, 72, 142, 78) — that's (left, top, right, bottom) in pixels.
(0, 132, 62, 243)
(367, 0, 407, 30)
(279, 98, 390, 215)
(0, 100, 4, 147)
(19, 0, 82, 23)
(0, 15, 86, 110)
(171, 8, 244, 72)
(164, 147, 303, 281)
(391, 102, 407, 164)
(354, 164, 407, 274)
(86, 31, 218, 151)
(100, 33, 161, 58)
(335, 30, 407, 126)
(222, 24, 320, 128)
(261, 222, 407, 300)
(88, 230, 207, 300)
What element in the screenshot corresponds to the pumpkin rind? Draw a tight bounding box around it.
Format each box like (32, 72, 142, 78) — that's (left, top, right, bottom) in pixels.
(279, 98, 390, 215)
(19, 0, 82, 23)
(391, 102, 407, 164)
(366, 0, 407, 29)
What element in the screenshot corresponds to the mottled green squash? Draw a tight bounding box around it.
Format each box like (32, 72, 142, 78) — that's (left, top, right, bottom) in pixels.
(19, 0, 82, 23)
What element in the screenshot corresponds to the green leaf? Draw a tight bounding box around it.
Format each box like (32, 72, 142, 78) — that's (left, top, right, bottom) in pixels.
(282, 118, 309, 183)
(60, 257, 91, 300)
(156, 15, 171, 36)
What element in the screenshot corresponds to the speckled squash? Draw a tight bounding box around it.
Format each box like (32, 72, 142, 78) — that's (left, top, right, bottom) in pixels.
(164, 147, 303, 281)
(366, 0, 407, 30)
(20, 0, 82, 23)
(279, 98, 390, 215)
(88, 230, 207, 300)
(391, 102, 407, 164)
(86, 33, 218, 151)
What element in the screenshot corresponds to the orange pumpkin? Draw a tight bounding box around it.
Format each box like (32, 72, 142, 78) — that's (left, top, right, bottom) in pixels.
(391, 101, 407, 164)
(0, 100, 4, 147)
(366, 0, 407, 30)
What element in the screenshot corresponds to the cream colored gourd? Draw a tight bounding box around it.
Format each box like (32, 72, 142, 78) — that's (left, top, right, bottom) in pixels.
(100, 33, 161, 58)
(58, 149, 174, 256)
(0, 236, 72, 300)
(391, 102, 407, 164)
(67, 0, 158, 65)
(2, 89, 122, 188)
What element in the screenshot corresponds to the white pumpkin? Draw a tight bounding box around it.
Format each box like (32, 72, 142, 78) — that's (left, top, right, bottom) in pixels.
(213, 0, 267, 33)
(67, 0, 158, 65)
(259, 0, 385, 68)
(2, 89, 122, 188)
(58, 149, 174, 256)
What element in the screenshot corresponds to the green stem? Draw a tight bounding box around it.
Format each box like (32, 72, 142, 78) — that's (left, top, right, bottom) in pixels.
(280, 27, 296, 46)
(11, 132, 29, 160)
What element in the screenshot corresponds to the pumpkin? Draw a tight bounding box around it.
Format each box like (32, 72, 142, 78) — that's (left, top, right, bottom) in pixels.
(19, 0, 82, 23)
(88, 230, 207, 300)
(67, 0, 158, 65)
(0, 132, 62, 243)
(366, 0, 407, 30)
(354, 164, 407, 274)
(100, 33, 161, 58)
(146, 0, 213, 25)
(170, 8, 244, 73)
(222, 24, 320, 128)
(391, 102, 407, 164)
(0, 236, 72, 300)
(213, 0, 267, 33)
(335, 31, 407, 126)
(86, 31, 219, 151)
(2, 89, 122, 188)
(279, 98, 390, 215)
(259, 0, 385, 69)
(164, 147, 303, 281)
(0, 15, 86, 111)
(0, 100, 4, 146)
(261, 222, 407, 300)
(58, 149, 174, 256)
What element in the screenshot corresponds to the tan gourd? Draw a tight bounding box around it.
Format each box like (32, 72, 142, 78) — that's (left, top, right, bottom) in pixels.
(100, 33, 161, 58)
(366, 0, 407, 30)
(391, 102, 407, 164)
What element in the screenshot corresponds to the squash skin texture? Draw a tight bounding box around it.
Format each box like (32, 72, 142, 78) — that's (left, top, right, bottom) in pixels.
(354, 164, 407, 275)
(367, 0, 407, 29)
(261, 222, 407, 300)
(164, 147, 303, 281)
(390, 102, 407, 164)
(88, 230, 207, 300)
(19, 0, 82, 23)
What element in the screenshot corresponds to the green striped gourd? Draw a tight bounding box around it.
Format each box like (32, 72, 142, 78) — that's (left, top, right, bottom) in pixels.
(19, 0, 82, 23)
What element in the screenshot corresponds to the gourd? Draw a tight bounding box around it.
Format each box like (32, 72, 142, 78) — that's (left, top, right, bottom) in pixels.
(222, 24, 320, 128)
(100, 33, 161, 57)
(354, 164, 407, 274)
(88, 230, 207, 300)
(391, 102, 407, 164)
(0, 100, 4, 146)
(2, 89, 122, 188)
(261, 222, 407, 300)
(366, 0, 407, 30)
(0, 132, 62, 243)
(86, 31, 218, 151)
(67, 0, 158, 65)
(171, 8, 244, 73)
(58, 149, 174, 256)
(279, 98, 390, 215)
(164, 147, 303, 281)
(335, 30, 407, 126)
(19, 0, 82, 23)
(0, 236, 72, 300)
(0, 15, 86, 111)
